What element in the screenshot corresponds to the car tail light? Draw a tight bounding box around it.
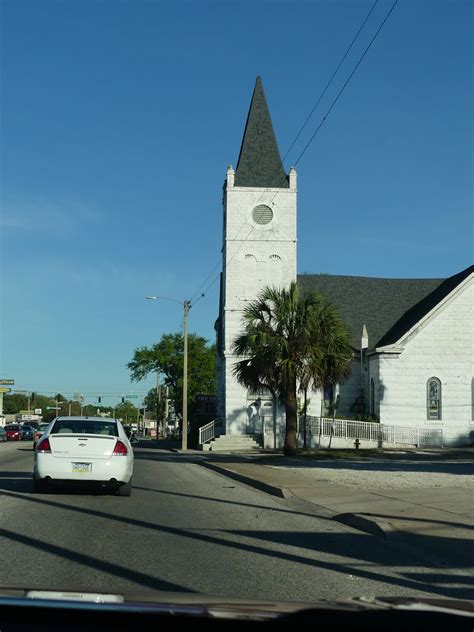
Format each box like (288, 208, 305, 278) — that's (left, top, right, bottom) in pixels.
(37, 438, 51, 453)
(112, 440, 128, 456)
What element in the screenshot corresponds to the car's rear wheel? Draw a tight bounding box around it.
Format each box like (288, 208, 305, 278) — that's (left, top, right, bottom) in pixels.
(117, 480, 132, 497)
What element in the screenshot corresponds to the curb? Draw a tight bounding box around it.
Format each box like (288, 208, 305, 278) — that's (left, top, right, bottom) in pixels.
(200, 461, 289, 498)
(333, 513, 396, 538)
(199, 462, 399, 539)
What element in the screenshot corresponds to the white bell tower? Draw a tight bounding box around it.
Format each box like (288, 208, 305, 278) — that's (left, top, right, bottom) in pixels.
(216, 77, 297, 436)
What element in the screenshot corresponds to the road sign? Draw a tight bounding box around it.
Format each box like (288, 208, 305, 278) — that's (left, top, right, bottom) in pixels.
(126, 395, 138, 399)
(46, 406, 61, 410)
(34, 408, 42, 415)
(0, 388, 11, 394)
(0, 379, 14, 385)
(13, 390, 28, 394)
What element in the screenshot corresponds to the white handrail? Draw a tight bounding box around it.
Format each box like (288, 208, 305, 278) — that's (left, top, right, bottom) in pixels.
(199, 418, 221, 445)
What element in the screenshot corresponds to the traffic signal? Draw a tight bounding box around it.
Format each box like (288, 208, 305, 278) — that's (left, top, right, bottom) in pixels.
(31, 392, 36, 404)
(121, 396, 125, 404)
(98, 396, 102, 404)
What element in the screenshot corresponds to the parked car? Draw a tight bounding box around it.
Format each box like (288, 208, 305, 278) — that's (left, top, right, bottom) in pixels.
(0, 426, 6, 442)
(33, 423, 50, 450)
(4, 424, 22, 441)
(33, 416, 134, 496)
(21, 425, 34, 440)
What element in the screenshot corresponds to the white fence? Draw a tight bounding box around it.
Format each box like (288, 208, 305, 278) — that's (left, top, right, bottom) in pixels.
(299, 416, 443, 447)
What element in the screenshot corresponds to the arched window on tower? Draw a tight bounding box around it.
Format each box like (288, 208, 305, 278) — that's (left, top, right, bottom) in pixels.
(427, 377, 442, 420)
(269, 254, 282, 288)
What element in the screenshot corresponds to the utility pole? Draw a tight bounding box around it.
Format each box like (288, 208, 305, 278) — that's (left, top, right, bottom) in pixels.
(158, 382, 162, 437)
(146, 295, 190, 450)
(156, 373, 161, 440)
(182, 300, 190, 451)
(164, 387, 169, 425)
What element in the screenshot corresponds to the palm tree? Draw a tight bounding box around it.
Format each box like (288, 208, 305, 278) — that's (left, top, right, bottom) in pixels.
(232, 282, 353, 456)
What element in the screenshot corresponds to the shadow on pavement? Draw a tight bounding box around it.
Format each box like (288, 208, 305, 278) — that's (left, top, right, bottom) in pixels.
(1, 487, 472, 600)
(133, 451, 204, 464)
(135, 439, 180, 451)
(360, 512, 474, 532)
(132, 485, 333, 522)
(256, 454, 473, 475)
(0, 472, 125, 496)
(0, 472, 33, 493)
(0, 526, 195, 594)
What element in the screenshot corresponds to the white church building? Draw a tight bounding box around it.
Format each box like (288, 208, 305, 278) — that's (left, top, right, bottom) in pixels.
(214, 77, 473, 449)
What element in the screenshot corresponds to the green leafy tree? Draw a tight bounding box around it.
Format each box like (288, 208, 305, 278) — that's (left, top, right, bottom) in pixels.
(233, 282, 353, 456)
(144, 388, 169, 423)
(127, 333, 216, 417)
(144, 388, 158, 421)
(113, 401, 138, 423)
(2, 394, 28, 414)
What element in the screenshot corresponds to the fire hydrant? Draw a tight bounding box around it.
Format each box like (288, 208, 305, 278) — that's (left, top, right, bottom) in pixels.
(354, 438, 360, 450)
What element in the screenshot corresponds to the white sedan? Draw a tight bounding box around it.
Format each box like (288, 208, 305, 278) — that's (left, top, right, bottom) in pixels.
(33, 416, 134, 496)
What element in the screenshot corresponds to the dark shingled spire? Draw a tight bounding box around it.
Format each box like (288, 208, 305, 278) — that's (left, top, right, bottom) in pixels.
(234, 77, 289, 188)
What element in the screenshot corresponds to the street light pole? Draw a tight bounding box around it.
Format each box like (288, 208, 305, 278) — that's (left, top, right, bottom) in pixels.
(182, 300, 190, 451)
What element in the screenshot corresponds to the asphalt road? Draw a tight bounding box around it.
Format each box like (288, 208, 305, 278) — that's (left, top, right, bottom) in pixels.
(0, 440, 471, 602)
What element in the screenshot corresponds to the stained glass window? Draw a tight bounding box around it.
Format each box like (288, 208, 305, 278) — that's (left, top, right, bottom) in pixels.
(427, 377, 441, 420)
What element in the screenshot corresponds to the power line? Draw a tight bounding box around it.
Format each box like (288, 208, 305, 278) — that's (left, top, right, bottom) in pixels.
(190, 0, 398, 309)
(282, 0, 378, 163)
(190, 1, 378, 305)
(294, 0, 398, 167)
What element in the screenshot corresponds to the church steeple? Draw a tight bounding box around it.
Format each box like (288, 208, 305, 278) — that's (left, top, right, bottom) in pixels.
(234, 76, 289, 188)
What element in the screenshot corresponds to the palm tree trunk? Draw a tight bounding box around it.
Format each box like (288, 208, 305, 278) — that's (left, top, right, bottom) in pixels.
(284, 384, 298, 456)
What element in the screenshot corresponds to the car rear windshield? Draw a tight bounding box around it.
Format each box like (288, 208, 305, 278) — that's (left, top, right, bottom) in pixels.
(5, 425, 20, 431)
(51, 420, 118, 436)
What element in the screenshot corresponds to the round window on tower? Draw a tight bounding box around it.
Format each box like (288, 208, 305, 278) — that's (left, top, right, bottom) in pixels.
(252, 204, 273, 225)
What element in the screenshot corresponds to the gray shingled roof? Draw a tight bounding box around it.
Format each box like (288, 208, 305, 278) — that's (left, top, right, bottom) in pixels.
(376, 265, 473, 347)
(234, 76, 289, 189)
(297, 273, 446, 350)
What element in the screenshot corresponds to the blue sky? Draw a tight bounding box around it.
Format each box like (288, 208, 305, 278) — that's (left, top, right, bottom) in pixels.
(1, 0, 472, 405)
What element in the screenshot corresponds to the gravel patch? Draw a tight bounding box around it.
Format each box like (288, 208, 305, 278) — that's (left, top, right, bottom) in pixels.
(264, 457, 473, 490)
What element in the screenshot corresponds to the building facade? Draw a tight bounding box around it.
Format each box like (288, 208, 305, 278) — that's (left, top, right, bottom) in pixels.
(216, 77, 296, 437)
(215, 77, 473, 447)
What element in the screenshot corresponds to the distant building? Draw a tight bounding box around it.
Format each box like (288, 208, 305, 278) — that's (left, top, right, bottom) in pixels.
(215, 77, 473, 447)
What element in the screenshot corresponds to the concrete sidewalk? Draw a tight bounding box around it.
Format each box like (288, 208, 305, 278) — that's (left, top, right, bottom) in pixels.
(200, 457, 474, 568)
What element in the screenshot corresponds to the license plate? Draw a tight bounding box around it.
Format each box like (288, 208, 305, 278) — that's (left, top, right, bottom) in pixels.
(72, 462, 91, 473)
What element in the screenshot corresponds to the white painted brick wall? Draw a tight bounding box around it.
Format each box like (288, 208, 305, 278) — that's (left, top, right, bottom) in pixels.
(375, 277, 473, 446)
(221, 169, 297, 434)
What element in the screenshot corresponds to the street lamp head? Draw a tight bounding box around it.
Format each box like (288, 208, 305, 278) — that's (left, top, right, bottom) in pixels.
(146, 295, 186, 306)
